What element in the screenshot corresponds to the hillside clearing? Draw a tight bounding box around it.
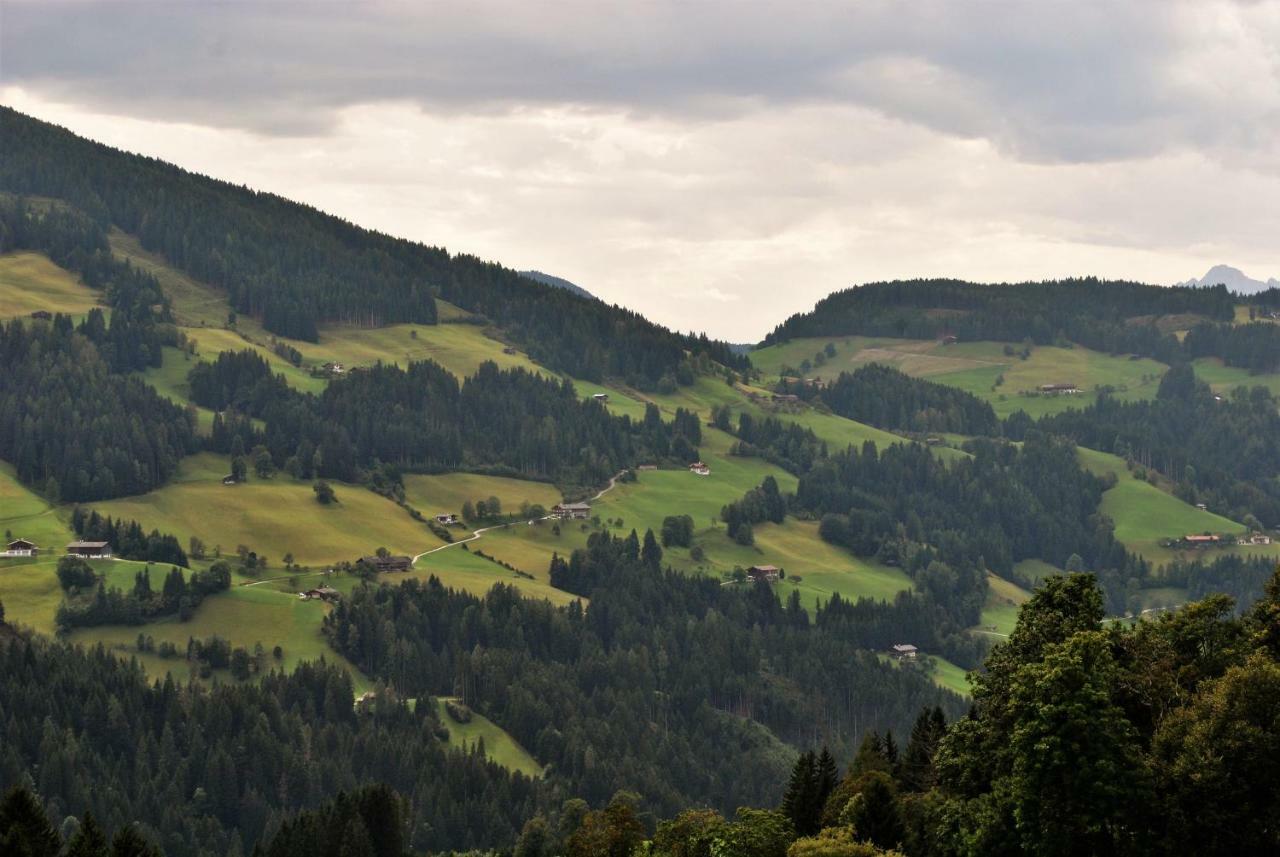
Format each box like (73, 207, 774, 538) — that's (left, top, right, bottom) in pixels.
(0, 251, 101, 319)
(434, 698, 543, 778)
(752, 336, 1169, 418)
(89, 453, 446, 567)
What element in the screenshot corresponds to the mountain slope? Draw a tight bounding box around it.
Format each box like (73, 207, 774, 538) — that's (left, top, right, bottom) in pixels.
(0, 106, 743, 386)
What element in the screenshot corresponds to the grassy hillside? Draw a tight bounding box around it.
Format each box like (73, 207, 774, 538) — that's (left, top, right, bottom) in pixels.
(751, 336, 1169, 418)
(0, 461, 72, 555)
(434, 698, 543, 778)
(66, 584, 369, 689)
(474, 428, 914, 609)
(1075, 447, 1272, 566)
(977, 573, 1032, 637)
(90, 453, 446, 567)
(0, 251, 101, 319)
(401, 472, 562, 519)
(1192, 357, 1280, 397)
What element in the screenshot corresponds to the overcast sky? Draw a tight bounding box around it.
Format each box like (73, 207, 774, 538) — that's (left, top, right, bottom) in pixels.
(3, 0, 1280, 340)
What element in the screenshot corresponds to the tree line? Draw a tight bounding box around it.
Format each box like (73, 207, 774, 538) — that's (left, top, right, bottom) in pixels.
(0, 107, 743, 386)
(324, 533, 964, 822)
(196, 351, 703, 492)
(0, 317, 199, 502)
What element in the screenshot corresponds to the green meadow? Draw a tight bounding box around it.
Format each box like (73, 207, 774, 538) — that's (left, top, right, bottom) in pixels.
(0, 252, 102, 320)
(89, 453, 446, 567)
(1074, 447, 1280, 569)
(434, 699, 543, 778)
(1191, 357, 1280, 398)
(473, 428, 914, 610)
(67, 584, 369, 690)
(751, 336, 1169, 419)
(977, 573, 1032, 637)
(401, 472, 562, 520)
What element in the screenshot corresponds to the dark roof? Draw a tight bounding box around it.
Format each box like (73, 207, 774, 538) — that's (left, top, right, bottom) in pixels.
(7, 539, 37, 548)
(67, 541, 110, 549)
(555, 502, 591, 511)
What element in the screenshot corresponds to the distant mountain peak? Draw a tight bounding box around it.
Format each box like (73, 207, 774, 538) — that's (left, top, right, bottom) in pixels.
(519, 270, 594, 300)
(1180, 264, 1280, 295)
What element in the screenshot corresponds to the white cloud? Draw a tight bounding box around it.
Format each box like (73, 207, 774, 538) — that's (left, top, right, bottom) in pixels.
(4, 2, 1280, 340)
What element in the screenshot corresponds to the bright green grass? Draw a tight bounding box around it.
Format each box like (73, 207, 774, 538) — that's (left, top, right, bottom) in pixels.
(0, 252, 102, 320)
(0, 461, 73, 556)
(877, 652, 971, 698)
(434, 698, 543, 778)
(401, 473, 562, 520)
(89, 453, 446, 566)
(415, 544, 582, 607)
(67, 584, 369, 690)
(646, 375, 919, 457)
(0, 556, 151, 635)
(977, 574, 1031, 637)
(572, 379, 651, 420)
(181, 327, 328, 394)
(1191, 358, 1280, 397)
(1076, 447, 1259, 565)
(932, 345, 1166, 418)
(475, 429, 913, 609)
(289, 323, 544, 380)
(752, 336, 1169, 419)
(927, 657, 972, 697)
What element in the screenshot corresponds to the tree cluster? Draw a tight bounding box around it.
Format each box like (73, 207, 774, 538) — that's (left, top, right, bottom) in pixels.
(0, 318, 198, 501)
(325, 535, 963, 821)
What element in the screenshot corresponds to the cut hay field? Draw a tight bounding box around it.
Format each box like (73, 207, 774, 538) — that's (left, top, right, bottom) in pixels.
(401, 472, 562, 519)
(751, 336, 1169, 419)
(0, 251, 101, 319)
(434, 698, 543, 778)
(89, 453, 446, 567)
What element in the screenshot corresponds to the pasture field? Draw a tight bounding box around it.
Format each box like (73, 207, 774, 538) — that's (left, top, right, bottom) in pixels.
(401, 472, 562, 520)
(474, 428, 913, 609)
(66, 584, 368, 690)
(646, 375, 919, 457)
(0, 461, 73, 556)
(752, 336, 1169, 419)
(0, 556, 154, 635)
(0, 252, 101, 319)
(89, 453, 446, 567)
(181, 327, 328, 394)
(977, 573, 1032, 637)
(434, 698, 543, 778)
(878, 652, 971, 698)
(1074, 447, 1280, 569)
(1191, 357, 1280, 397)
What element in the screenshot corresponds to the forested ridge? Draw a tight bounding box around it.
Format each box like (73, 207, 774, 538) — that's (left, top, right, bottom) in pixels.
(765, 276, 1280, 374)
(195, 348, 703, 490)
(0, 106, 743, 386)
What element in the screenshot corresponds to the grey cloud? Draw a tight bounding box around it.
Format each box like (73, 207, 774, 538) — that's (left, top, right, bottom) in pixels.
(4, 0, 1279, 164)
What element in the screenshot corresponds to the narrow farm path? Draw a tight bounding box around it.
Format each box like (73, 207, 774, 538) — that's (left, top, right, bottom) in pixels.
(239, 471, 625, 588)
